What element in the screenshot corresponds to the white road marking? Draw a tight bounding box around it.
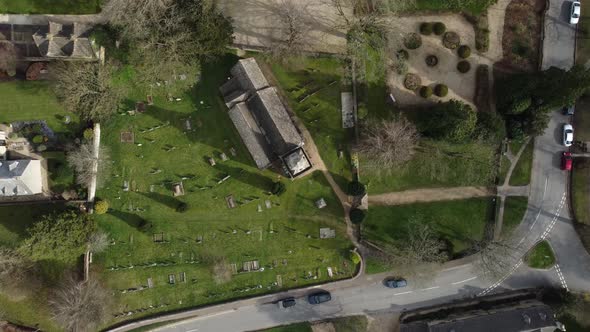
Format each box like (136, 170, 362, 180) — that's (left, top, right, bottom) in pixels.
(441, 264, 470, 272)
(555, 264, 570, 292)
(451, 277, 477, 285)
(186, 329, 199, 332)
(419, 286, 440, 291)
(393, 291, 413, 296)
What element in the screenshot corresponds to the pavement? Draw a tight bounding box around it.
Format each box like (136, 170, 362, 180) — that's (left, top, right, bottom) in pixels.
(109, 1, 590, 331)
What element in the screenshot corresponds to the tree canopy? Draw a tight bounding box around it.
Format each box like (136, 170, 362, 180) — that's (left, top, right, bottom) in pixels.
(419, 100, 477, 142)
(20, 211, 96, 262)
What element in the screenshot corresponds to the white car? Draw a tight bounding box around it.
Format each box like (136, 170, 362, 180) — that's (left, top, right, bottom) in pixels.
(571, 1, 581, 25)
(0, 131, 6, 160)
(563, 124, 574, 147)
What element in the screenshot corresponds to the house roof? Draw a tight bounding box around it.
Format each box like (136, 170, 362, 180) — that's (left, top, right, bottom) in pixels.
(230, 58, 269, 92)
(0, 160, 43, 196)
(228, 102, 274, 169)
(31, 21, 95, 59)
(247, 87, 303, 156)
(72, 38, 94, 58)
(401, 304, 557, 332)
(282, 147, 311, 177)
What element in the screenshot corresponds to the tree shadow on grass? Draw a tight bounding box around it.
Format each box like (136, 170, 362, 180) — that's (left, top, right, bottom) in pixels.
(138, 191, 183, 210)
(214, 162, 273, 193)
(108, 209, 149, 230)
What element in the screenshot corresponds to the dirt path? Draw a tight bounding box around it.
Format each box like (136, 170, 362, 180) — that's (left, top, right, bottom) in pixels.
(369, 186, 495, 206)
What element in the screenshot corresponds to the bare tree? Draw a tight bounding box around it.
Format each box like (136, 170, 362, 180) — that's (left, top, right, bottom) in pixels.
(471, 237, 523, 281)
(66, 143, 111, 188)
(270, 0, 312, 59)
(102, 0, 176, 39)
(0, 41, 17, 76)
(358, 117, 419, 169)
(50, 276, 110, 332)
(88, 231, 109, 254)
(50, 61, 124, 121)
(0, 248, 40, 300)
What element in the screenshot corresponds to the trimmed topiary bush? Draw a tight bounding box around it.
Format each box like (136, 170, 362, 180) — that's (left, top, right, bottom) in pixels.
(433, 22, 446, 35)
(404, 73, 421, 90)
(457, 60, 471, 73)
(434, 84, 449, 97)
(32, 135, 44, 144)
(347, 181, 366, 196)
(349, 209, 366, 224)
(425, 55, 438, 67)
(420, 86, 433, 98)
(176, 202, 189, 213)
(94, 200, 109, 214)
(404, 33, 422, 50)
(271, 181, 286, 196)
(350, 251, 361, 265)
(397, 49, 409, 60)
(443, 32, 461, 49)
(36, 144, 47, 152)
(458, 45, 471, 59)
(420, 22, 433, 35)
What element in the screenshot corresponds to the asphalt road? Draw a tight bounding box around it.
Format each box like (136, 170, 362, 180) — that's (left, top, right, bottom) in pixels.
(111, 1, 590, 331)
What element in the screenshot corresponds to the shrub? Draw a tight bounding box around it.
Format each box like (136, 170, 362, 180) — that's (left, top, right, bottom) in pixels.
(419, 100, 477, 142)
(347, 181, 366, 196)
(403, 33, 422, 49)
(419, 86, 433, 98)
(94, 200, 109, 214)
(443, 32, 461, 49)
(420, 22, 433, 35)
(350, 251, 361, 265)
(176, 202, 189, 213)
(349, 209, 366, 224)
(83, 128, 94, 141)
(425, 55, 438, 67)
(397, 49, 409, 60)
(433, 22, 446, 35)
(507, 97, 532, 115)
(36, 144, 47, 152)
(8, 133, 18, 139)
(457, 60, 471, 73)
(271, 181, 286, 196)
(434, 84, 449, 97)
(358, 103, 369, 119)
(404, 73, 421, 90)
(476, 111, 506, 142)
(458, 45, 471, 58)
(32, 135, 44, 144)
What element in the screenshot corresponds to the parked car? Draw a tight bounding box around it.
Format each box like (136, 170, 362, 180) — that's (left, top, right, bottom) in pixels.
(571, 1, 581, 24)
(308, 291, 331, 305)
(563, 105, 575, 115)
(562, 151, 573, 171)
(277, 297, 296, 309)
(384, 277, 408, 288)
(563, 124, 574, 147)
(0, 131, 6, 160)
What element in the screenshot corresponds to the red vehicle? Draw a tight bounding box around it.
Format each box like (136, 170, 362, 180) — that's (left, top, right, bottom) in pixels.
(562, 152, 573, 171)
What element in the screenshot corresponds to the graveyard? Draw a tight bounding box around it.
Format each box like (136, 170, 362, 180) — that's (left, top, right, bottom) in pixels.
(94, 54, 355, 321)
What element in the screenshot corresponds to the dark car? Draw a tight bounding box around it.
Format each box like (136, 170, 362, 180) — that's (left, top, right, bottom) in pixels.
(384, 277, 408, 288)
(308, 291, 331, 304)
(563, 105, 575, 115)
(277, 297, 296, 309)
(562, 151, 573, 171)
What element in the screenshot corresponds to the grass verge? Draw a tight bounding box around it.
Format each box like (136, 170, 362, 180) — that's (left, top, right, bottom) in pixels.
(509, 140, 533, 186)
(0, 0, 100, 14)
(362, 198, 494, 257)
(576, 0, 590, 66)
(501, 196, 528, 238)
(260, 323, 312, 332)
(413, 0, 496, 15)
(525, 240, 555, 269)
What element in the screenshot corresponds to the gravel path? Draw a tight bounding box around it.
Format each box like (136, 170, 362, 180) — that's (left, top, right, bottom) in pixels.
(369, 186, 496, 206)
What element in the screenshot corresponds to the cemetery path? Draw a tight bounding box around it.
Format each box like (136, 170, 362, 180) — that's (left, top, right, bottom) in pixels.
(369, 186, 496, 206)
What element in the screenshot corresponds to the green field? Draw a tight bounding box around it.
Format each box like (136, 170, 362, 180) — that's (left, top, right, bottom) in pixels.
(94, 54, 354, 325)
(363, 139, 498, 193)
(266, 56, 353, 190)
(0, 0, 100, 14)
(501, 196, 528, 238)
(363, 198, 494, 257)
(509, 140, 533, 186)
(413, 0, 496, 15)
(525, 240, 555, 269)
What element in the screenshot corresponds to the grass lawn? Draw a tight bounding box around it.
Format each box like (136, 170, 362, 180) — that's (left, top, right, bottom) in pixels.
(363, 139, 498, 193)
(574, 97, 590, 141)
(264, 55, 353, 190)
(576, 0, 590, 66)
(501, 196, 528, 238)
(498, 154, 511, 184)
(509, 139, 533, 186)
(0, 0, 100, 14)
(362, 198, 494, 257)
(525, 240, 555, 269)
(364, 256, 391, 274)
(0, 81, 80, 135)
(331, 315, 368, 332)
(95, 54, 354, 325)
(413, 0, 494, 15)
(42, 151, 76, 193)
(0, 294, 59, 332)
